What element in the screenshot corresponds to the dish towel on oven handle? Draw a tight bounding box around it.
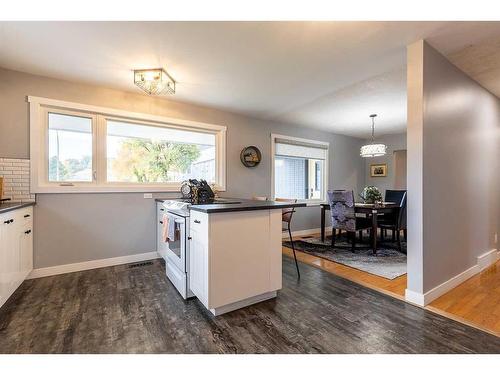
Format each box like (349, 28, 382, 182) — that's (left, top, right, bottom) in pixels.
(162, 214, 176, 243)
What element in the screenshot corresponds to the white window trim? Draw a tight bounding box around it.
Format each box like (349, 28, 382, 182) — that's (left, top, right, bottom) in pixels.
(29, 96, 227, 193)
(271, 133, 329, 205)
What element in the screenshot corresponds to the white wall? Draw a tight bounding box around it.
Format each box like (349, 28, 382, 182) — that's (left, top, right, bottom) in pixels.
(406, 40, 500, 304)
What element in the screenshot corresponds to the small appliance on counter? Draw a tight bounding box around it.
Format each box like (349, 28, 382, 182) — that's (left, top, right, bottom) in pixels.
(180, 179, 215, 204)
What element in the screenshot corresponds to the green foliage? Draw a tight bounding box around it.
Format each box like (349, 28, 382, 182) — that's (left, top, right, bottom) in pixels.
(361, 185, 382, 203)
(111, 139, 201, 182)
(49, 155, 91, 181)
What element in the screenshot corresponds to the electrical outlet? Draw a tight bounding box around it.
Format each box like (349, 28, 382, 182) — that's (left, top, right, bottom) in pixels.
(143, 193, 153, 199)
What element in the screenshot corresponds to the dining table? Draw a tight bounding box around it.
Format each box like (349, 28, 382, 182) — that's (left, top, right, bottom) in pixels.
(320, 202, 400, 254)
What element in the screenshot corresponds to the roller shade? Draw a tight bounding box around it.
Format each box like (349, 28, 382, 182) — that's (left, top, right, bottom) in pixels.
(274, 137, 328, 160)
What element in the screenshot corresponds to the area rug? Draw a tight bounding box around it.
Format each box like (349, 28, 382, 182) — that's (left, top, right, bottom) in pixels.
(283, 235, 407, 279)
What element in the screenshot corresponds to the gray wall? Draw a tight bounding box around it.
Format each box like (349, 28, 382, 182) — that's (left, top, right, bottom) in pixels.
(0, 68, 365, 268)
(363, 133, 407, 195)
(407, 41, 500, 295)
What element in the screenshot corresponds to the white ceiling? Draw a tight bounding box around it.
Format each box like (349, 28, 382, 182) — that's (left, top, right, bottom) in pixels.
(1, 21, 499, 138)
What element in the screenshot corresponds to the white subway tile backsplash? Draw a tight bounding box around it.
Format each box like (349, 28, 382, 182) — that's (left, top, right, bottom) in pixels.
(0, 158, 34, 203)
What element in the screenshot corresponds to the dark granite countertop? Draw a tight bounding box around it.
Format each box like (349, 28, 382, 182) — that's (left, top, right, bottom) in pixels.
(155, 197, 306, 213)
(189, 199, 306, 214)
(0, 201, 35, 215)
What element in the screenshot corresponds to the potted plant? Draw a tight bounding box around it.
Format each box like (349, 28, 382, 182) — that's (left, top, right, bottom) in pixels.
(360, 186, 382, 204)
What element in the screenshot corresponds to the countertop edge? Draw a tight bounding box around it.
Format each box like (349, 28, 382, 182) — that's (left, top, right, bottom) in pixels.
(189, 203, 307, 214)
(0, 201, 36, 215)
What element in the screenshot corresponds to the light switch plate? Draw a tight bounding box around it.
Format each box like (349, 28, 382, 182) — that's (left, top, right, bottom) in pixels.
(143, 193, 153, 199)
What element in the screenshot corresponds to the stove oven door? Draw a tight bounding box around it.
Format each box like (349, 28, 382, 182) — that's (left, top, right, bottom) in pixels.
(165, 212, 187, 273)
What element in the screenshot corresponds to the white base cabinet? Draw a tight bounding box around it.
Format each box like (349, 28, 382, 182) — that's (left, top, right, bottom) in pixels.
(0, 206, 33, 309)
(188, 209, 282, 315)
(156, 202, 168, 261)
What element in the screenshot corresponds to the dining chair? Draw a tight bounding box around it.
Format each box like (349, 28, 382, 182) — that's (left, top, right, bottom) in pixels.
(327, 190, 372, 252)
(379, 190, 407, 252)
(275, 197, 300, 278)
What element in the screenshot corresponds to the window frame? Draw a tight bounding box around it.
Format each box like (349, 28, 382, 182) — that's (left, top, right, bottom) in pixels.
(44, 107, 98, 185)
(271, 133, 329, 205)
(29, 96, 227, 193)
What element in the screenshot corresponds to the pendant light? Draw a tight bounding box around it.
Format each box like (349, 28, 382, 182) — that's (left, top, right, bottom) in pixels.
(360, 114, 387, 157)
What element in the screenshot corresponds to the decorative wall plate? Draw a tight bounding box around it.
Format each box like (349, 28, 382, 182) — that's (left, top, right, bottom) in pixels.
(240, 146, 262, 167)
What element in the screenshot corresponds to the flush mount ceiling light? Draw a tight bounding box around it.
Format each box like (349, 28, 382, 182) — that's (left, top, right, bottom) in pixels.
(360, 114, 387, 158)
(134, 68, 175, 95)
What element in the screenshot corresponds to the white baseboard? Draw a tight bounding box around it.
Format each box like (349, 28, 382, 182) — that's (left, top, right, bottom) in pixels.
(282, 226, 332, 239)
(404, 289, 426, 306)
(477, 248, 499, 271)
(27, 251, 160, 279)
(210, 291, 277, 316)
(405, 248, 499, 306)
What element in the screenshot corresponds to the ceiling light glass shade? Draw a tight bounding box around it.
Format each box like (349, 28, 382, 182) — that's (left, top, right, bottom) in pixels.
(360, 143, 387, 157)
(134, 68, 175, 95)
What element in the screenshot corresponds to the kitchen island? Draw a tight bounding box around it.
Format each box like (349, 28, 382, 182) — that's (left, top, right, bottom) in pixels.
(157, 198, 305, 316)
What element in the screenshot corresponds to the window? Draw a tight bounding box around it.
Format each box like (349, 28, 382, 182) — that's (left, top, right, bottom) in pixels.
(272, 134, 328, 202)
(48, 112, 94, 182)
(106, 120, 216, 183)
(29, 97, 226, 193)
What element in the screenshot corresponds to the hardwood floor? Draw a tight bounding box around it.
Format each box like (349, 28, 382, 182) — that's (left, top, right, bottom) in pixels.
(0, 257, 498, 353)
(428, 260, 500, 335)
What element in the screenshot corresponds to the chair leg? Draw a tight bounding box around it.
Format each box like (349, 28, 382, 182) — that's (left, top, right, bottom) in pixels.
(331, 228, 336, 247)
(403, 229, 407, 241)
(358, 230, 362, 241)
(392, 229, 396, 242)
(288, 226, 300, 279)
(396, 229, 402, 253)
(381, 228, 385, 242)
(351, 232, 356, 252)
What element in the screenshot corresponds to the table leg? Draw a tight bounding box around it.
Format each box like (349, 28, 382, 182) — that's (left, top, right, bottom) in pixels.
(371, 209, 377, 255)
(321, 206, 326, 242)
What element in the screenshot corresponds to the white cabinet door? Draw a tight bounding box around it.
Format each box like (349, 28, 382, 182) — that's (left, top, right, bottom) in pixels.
(6, 215, 18, 296)
(0, 213, 7, 306)
(17, 207, 33, 280)
(0, 212, 18, 307)
(189, 233, 207, 305)
(0, 207, 33, 309)
(156, 203, 168, 261)
(189, 212, 209, 307)
(19, 226, 33, 280)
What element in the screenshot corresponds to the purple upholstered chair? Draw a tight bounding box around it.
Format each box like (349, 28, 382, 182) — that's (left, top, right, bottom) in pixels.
(327, 190, 371, 252)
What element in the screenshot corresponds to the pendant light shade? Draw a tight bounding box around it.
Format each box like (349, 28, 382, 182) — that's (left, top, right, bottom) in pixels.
(360, 114, 387, 157)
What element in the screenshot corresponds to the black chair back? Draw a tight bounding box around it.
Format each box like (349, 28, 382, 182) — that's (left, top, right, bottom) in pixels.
(385, 190, 407, 229)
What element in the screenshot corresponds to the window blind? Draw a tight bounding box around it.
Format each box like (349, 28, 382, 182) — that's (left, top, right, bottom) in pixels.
(274, 137, 328, 160)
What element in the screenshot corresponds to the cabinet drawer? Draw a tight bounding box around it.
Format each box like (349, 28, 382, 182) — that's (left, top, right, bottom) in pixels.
(18, 207, 33, 226)
(190, 211, 208, 233)
(5, 207, 33, 226)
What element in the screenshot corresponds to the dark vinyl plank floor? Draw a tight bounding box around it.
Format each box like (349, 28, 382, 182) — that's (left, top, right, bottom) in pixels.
(0, 257, 499, 353)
